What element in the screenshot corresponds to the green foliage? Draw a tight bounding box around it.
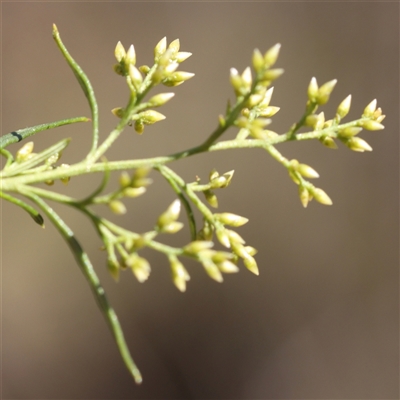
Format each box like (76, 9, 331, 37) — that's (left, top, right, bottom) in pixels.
(0, 25, 385, 384)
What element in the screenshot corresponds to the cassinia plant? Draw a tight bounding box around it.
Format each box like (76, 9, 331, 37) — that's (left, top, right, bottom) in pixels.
(0, 25, 386, 384)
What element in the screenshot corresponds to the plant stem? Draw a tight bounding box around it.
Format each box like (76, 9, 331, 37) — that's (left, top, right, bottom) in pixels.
(21, 189, 143, 384)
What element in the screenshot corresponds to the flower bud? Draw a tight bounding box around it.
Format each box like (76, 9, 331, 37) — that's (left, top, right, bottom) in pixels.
(244, 246, 258, 256)
(123, 187, 146, 198)
(163, 71, 195, 86)
(184, 240, 214, 254)
(338, 127, 363, 138)
(320, 136, 337, 149)
(241, 67, 252, 89)
(316, 79, 337, 105)
(16, 141, 34, 162)
(359, 120, 385, 131)
(125, 44, 136, 66)
(204, 189, 218, 208)
(129, 64, 143, 89)
(215, 213, 249, 227)
(168, 38, 180, 55)
(175, 51, 192, 63)
(107, 258, 120, 282)
(345, 137, 373, 152)
(157, 199, 181, 228)
(119, 171, 131, 187)
(202, 260, 223, 282)
(169, 256, 190, 292)
(217, 260, 239, 273)
(161, 221, 184, 234)
(307, 77, 319, 102)
(362, 99, 377, 117)
(262, 68, 284, 81)
(128, 255, 151, 283)
(134, 120, 144, 134)
(312, 188, 333, 205)
(297, 163, 319, 179)
(258, 106, 280, 118)
(59, 163, 71, 185)
(243, 256, 259, 275)
(216, 227, 231, 248)
(259, 87, 274, 108)
(114, 41, 126, 63)
(298, 185, 310, 208)
(264, 43, 281, 67)
(109, 200, 127, 215)
(252, 48, 264, 72)
(148, 92, 175, 107)
(154, 37, 167, 61)
(138, 110, 166, 125)
(336, 94, 352, 119)
(111, 107, 124, 118)
(226, 229, 246, 245)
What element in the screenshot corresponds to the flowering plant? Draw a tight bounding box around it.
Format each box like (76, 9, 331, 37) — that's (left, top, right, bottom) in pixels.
(0, 25, 385, 384)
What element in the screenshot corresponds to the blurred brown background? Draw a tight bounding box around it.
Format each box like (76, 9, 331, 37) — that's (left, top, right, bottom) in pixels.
(2, 1, 398, 399)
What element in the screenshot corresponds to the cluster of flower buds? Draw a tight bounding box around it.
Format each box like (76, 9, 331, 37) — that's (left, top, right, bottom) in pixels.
(109, 167, 152, 215)
(151, 37, 194, 86)
(200, 169, 234, 209)
(229, 43, 283, 100)
(156, 199, 184, 234)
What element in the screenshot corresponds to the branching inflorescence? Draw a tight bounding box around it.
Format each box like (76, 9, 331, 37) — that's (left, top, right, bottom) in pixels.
(0, 25, 385, 384)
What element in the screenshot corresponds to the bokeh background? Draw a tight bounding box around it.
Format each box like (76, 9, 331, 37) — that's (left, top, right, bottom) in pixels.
(2, 1, 398, 399)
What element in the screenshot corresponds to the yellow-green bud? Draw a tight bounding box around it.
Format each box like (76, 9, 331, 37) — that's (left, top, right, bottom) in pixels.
(298, 186, 310, 208)
(128, 255, 151, 283)
(336, 94, 352, 118)
(168, 38, 180, 55)
(305, 114, 319, 128)
(148, 92, 175, 107)
(204, 190, 218, 208)
(184, 240, 214, 254)
(258, 106, 280, 118)
(252, 48, 264, 72)
(139, 65, 150, 74)
(316, 79, 337, 105)
(262, 68, 284, 81)
(230, 68, 242, 93)
(241, 67, 252, 89)
(264, 43, 281, 67)
(163, 71, 195, 86)
(216, 227, 231, 248)
(134, 120, 144, 134)
(315, 112, 325, 130)
(114, 41, 126, 63)
(297, 163, 319, 179)
(175, 51, 192, 63)
(169, 256, 190, 292)
(243, 256, 259, 276)
(157, 199, 181, 228)
(129, 64, 143, 89)
(346, 137, 373, 152)
(125, 44, 136, 66)
(259, 87, 274, 108)
(119, 171, 131, 187)
(217, 260, 239, 273)
(362, 99, 377, 117)
(202, 260, 223, 282)
(312, 188, 333, 205)
(45, 153, 60, 166)
(359, 120, 385, 131)
(161, 221, 184, 234)
(109, 200, 127, 215)
(215, 213, 249, 227)
(154, 37, 167, 61)
(138, 110, 166, 125)
(244, 246, 258, 256)
(320, 136, 338, 149)
(111, 107, 124, 118)
(16, 141, 34, 162)
(338, 127, 363, 138)
(307, 77, 319, 102)
(123, 187, 146, 198)
(226, 229, 246, 245)
(107, 258, 120, 282)
(247, 94, 264, 108)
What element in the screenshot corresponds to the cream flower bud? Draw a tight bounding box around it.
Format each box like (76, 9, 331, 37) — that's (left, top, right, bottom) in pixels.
(297, 163, 319, 179)
(154, 37, 167, 61)
(109, 200, 127, 215)
(175, 51, 192, 63)
(362, 99, 377, 117)
(216, 227, 231, 248)
(129, 64, 143, 89)
(119, 171, 131, 187)
(123, 187, 147, 198)
(163, 71, 195, 86)
(244, 256, 259, 275)
(259, 87, 274, 108)
(202, 260, 223, 282)
(262, 68, 284, 81)
(316, 79, 337, 105)
(127, 255, 151, 283)
(204, 189, 218, 208)
(336, 94, 352, 118)
(148, 92, 175, 107)
(157, 199, 181, 228)
(258, 106, 280, 118)
(138, 110, 166, 125)
(360, 120, 385, 131)
(184, 240, 214, 254)
(338, 127, 363, 138)
(307, 77, 319, 101)
(16, 141, 34, 162)
(170, 256, 190, 292)
(252, 48, 264, 72)
(125, 44, 136, 66)
(298, 186, 310, 208)
(312, 188, 333, 205)
(214, 213, 249, 227)
(217, 260, 240, 273)
(264, 43, 281, 67)
(241, 67, 252, 89)
(346, 137, 373, 152)
(114, 41, 126, 62)
(320, 136, 338, 149)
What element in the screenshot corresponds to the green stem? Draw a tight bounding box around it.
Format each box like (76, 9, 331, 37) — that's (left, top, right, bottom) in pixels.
(20, 189, 143, 384)
(0, 117, 89, 149)
(52, 24, 99, 159)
